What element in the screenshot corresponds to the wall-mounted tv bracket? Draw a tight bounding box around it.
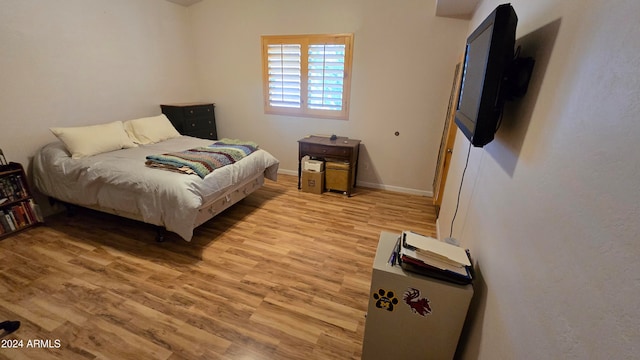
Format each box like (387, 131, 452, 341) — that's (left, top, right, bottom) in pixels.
(503, 47, 535, 101)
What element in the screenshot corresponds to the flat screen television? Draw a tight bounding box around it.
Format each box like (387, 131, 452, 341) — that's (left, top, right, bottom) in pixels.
(455, 3, 520, 147)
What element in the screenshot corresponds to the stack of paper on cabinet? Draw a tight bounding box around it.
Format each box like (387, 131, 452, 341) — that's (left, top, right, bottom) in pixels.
(396, 231, 473, 285)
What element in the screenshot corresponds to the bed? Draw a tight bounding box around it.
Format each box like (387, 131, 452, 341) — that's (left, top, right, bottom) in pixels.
(33, 117, 279, 242)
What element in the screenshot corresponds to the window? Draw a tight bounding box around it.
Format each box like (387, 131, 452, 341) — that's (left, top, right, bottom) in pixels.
(261, 34, 354, 120)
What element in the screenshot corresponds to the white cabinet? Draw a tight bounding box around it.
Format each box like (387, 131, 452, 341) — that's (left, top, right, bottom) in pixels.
(362, 231, 473, 359)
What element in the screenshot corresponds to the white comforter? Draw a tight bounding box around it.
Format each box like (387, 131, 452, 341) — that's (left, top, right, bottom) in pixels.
(33, 136, 279, 241)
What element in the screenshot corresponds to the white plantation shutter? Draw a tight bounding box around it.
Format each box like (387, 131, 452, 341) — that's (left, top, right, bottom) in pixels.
(307, 44, 346, 111)
(267, 44, 301, 108)
(262, 34, 353, 120)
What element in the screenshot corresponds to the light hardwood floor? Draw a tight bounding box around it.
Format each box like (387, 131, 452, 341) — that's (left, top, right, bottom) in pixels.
(0, 174, 437, 359)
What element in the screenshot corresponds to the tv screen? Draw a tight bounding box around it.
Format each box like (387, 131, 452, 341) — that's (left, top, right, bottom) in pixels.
(455, 3, 518, 147)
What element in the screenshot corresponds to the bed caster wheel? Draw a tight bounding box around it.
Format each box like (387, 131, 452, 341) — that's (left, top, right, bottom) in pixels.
(155, 227, 166, 242)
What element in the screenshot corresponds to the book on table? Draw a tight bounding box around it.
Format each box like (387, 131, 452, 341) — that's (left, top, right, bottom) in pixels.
(397, 231, 473, 285)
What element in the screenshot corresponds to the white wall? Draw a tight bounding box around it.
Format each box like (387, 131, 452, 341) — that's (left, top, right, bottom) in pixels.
(1, 0, 470, 195)
(188, 0, 469, 194)
(0, 0, 201, 171)
(437, 0, 640, 358)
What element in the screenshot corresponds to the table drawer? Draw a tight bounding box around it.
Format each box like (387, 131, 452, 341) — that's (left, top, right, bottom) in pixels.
(184, 128, 217, 140)
(185, 117, 215, 131)
(184, 105, 214, 118)
(300, 143, 351, 157)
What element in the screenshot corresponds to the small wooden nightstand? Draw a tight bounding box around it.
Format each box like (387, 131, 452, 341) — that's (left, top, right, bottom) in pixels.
(161, 103, 218, 140)
(298, 136, 361, 196)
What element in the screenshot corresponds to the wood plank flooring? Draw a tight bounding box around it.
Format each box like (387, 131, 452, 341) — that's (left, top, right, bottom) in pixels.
(0, 174, 437, 359)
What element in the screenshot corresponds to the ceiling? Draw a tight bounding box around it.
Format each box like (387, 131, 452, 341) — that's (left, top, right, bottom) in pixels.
(163, 0, 475, 17)
(164, 0, 202, 7)
(435, 0, 478, 19)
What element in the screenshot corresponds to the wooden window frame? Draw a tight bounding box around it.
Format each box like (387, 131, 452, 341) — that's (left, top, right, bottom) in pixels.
(261, 33, 354, 120)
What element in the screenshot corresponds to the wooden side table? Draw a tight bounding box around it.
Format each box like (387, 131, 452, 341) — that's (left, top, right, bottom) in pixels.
(297, 136, 361, 196)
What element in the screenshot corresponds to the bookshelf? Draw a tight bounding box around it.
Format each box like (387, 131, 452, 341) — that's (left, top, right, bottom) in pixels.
(0, 162, 43, 238)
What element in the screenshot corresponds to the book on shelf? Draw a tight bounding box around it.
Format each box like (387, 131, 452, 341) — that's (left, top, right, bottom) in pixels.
(27, 199, 43, 223)
(11, 205, 28, 228)
(0, 160, 44, 236)
(1, 210, 16, 232)
(0, 175, 27, 203)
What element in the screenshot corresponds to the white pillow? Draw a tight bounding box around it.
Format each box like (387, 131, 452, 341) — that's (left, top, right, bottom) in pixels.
(50, 121, 137, 159)
(123, 114, 181, 145)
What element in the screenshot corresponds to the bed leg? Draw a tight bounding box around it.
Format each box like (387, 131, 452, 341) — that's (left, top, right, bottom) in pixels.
(155, 226, 166, 242)
(64, 203, 77, 217)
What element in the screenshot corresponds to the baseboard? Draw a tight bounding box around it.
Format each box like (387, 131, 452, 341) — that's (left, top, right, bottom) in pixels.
(278, 169, 298, 176)
(356, 181, 432, 196)
(277, 169, 432, 197)
(436, 217, 442, 240)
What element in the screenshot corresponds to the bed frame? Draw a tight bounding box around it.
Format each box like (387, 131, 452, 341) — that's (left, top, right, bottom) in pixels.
(60, 172, 265, 242)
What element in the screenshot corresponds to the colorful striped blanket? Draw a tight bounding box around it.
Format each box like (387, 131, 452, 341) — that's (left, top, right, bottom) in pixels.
(145, 140, 258, 178)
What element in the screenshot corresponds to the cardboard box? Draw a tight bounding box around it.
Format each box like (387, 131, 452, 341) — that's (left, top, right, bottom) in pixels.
(301, 170, 324, 194)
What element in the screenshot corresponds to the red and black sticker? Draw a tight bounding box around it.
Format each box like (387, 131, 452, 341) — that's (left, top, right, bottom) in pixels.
(373, 288, 398, 312)
(403, 287, 432, 317)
